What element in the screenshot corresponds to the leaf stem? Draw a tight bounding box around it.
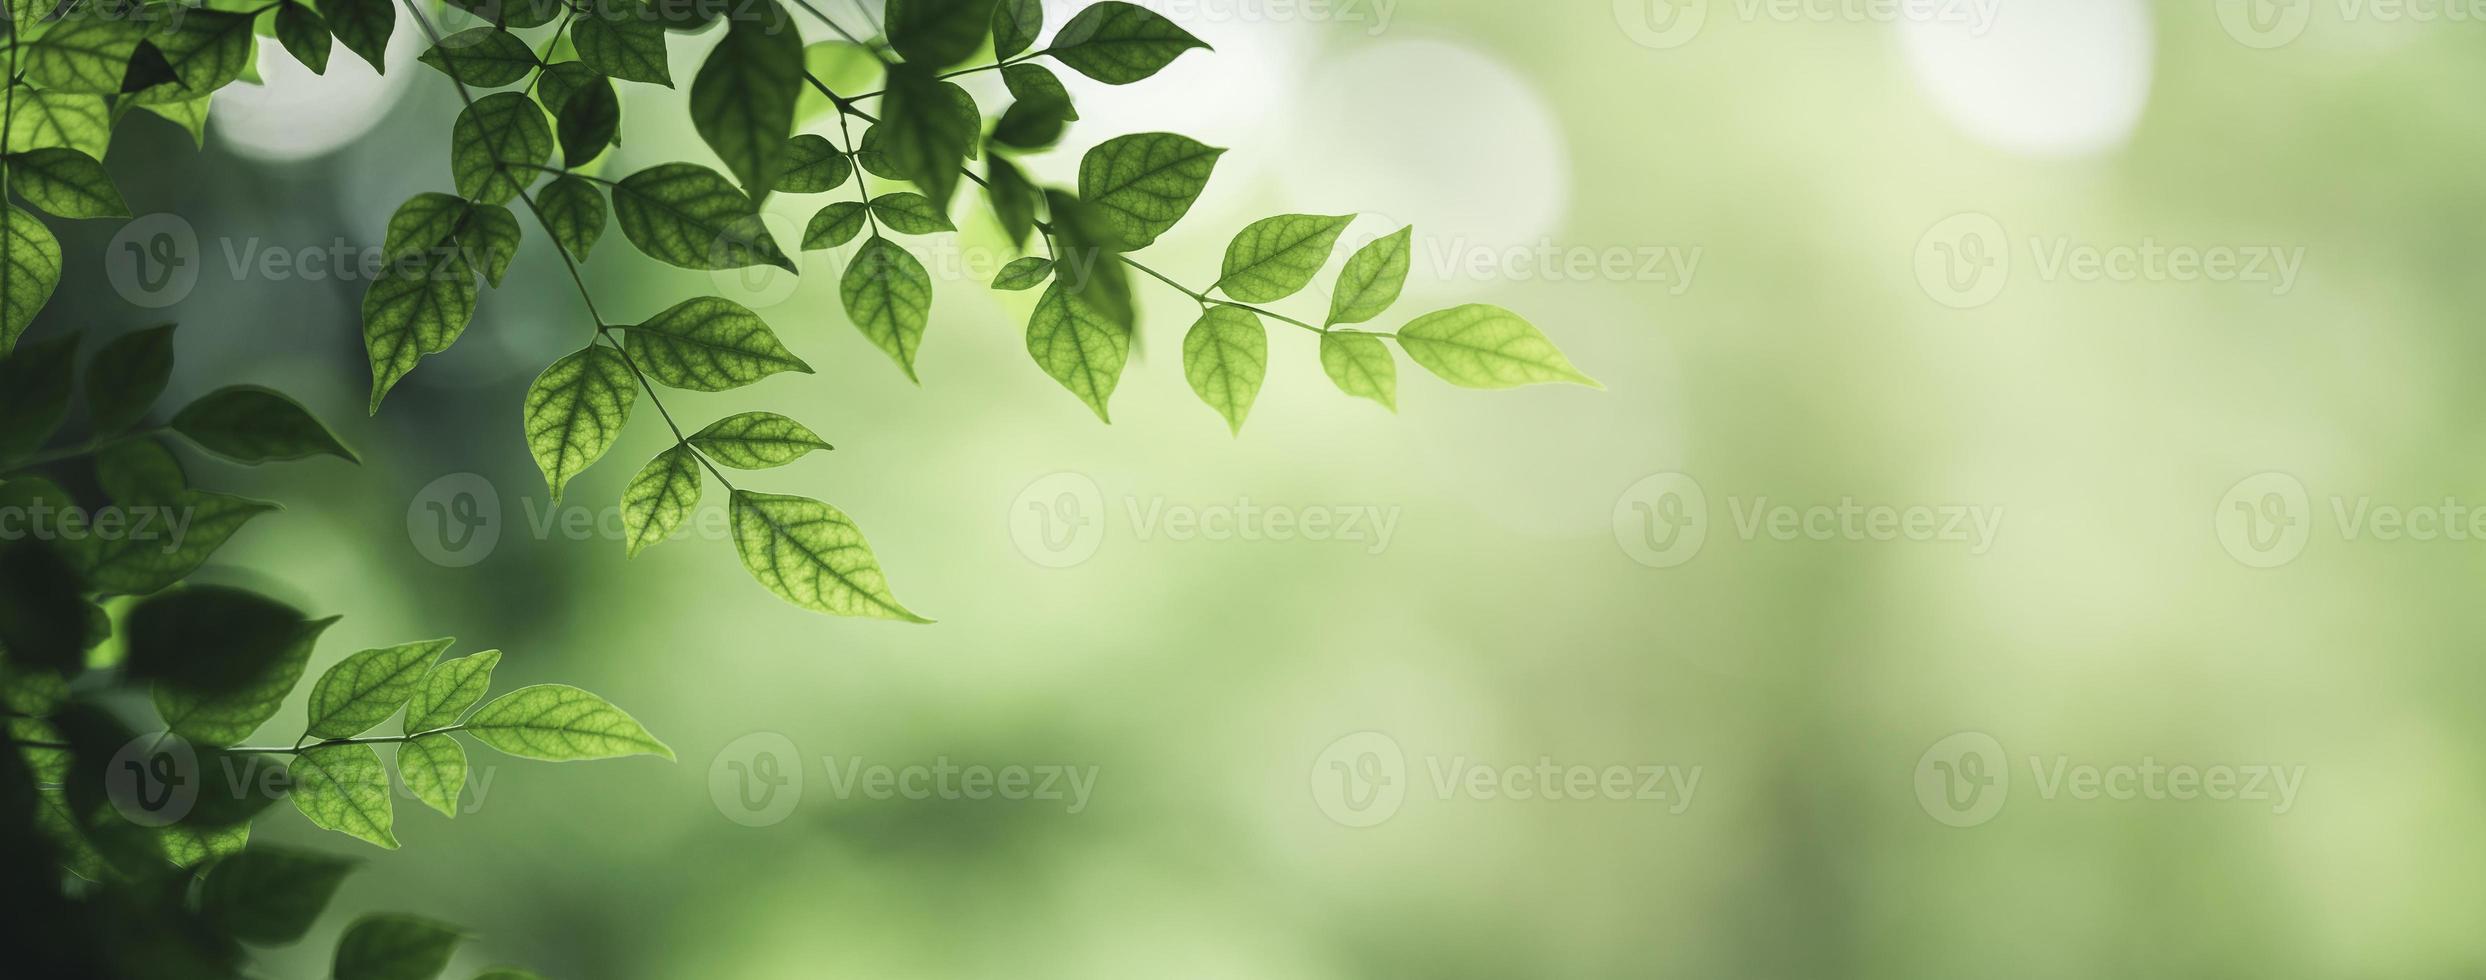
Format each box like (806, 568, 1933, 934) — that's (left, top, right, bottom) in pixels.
(1, 426, 172, 475)
(230, 725, 469, 755)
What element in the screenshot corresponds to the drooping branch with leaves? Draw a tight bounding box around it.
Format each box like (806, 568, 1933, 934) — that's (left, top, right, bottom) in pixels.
(0, 0, 1594, 976)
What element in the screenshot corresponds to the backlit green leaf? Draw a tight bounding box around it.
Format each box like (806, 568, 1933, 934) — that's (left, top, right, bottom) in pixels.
(1218, 213, 1351, 303)
(803, 200, 867, 250)
(555, 74, 619, 167)
(1048, 1, 1208, 84)
(450, 92, 552, 206)
(869, 191, 954, 234)
(878, 65, 978, 207)
(7, 147, 129, 219)
(6, 93, 113, 160)
(621, 446, 701, 556)
(1, 203, 63, 357)
(201, 845, 358, 945)
(1026, 280, 1130, 422)
(405, 649, 499, 732)
(773, 134, 851, 193)
(572, 0, 672, 85)
(320, 0, 395, 73)
(690, 1, 803, 198)
(160, 820, 253, 870)
(840, 237, 933, 380)
(889, 0, 998, 68)
(82, 488, 277, 596)
(992, 0, 1042, 59)
(1077, 132, 1221, 250)
(334, 915, 465, 980)
(135, 10, 256, 105)
(419, 27, 536, 87)
(275, 2, 333, 74)
(688, 411, 831, 469)
(1396, 304, 1599, 389)
(170, 385, 359, 464)
(466, 683, 674, 760)
(306, 638, 449, 739)
(1326, 225, 1412, 327)
(611, 162, 795, 271)
(155, 616, 338, 747)
(522, 344, 637, 501)
(992, 256, 1051, 290)
(985, 153, 1039, 250)
(292, 743, 398, 849)
(729, 490, 925, 622)
(537, 174, 607, 261)
(26, 14, 156, 94)
(1182, 305, 1266, 434)
(623, 296, 811, 391)
(396, 733, 466, 817)
(85, 324, 175, 433)
(1319, 330, 1395, 411)
(381, 192, 468, 260)
(361, 250, 478, 413)
(457, 202, 523, 287)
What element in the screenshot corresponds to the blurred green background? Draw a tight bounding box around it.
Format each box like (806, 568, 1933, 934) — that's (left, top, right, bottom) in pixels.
(31, 0, 2486, 975)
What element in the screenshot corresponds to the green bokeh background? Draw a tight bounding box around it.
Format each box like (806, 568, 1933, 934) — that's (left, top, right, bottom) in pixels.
(31, 0, 2486, 975)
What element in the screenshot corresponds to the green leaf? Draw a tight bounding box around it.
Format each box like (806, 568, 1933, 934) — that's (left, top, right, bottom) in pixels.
(6, 147, 128, 219)
(869, 191, 954, 234)
(155, 617, 338, 747)
(159, 820, 252, 870)
(1218, 213, 1351, 303)
(6, 93, 113, 159)
(1048, 1, 1208, 84)
(994, 63, 1078, 149)
(773, 134, 851, 193)
(621, 446, 701, 557)
(201, 845, 358, 945)
(449, 0, 562, 29)
(572, 1, 672, 86)
(522, 345, 637, 501)
(275, 2, 334, 74)
(1182, 306, 1266, 434)
(690, 0, 804, 199)
(361, 250, 478, 413)
(381, 192, 468, 260)
(537, 174, 607, 262)
(94, 435, 185, 503)
(985, 153, 1039, 250)
(396, 733, 467, 817)
(840, 237, 933, 381)
(991, 256, 1052, 290)
(1396, 304, 1599, 389)
(26, 15, 155, 94)
(1, 203, 63, 358)
(334, 915, 466, 980)
(465, 683, 674, 760)
(306, 638, 450, 739)
(688, 411, 831, 469)
(135, 10, 256, 105)
(85, 324, 176, 433)
(728, 490, 925, 622)
(133, 97, 213, 149)
(457, 202, 523, 288)
(802, 201, 867, 250)
(1077, 132, 1221, 250)
(889, 0, 998, 68)
(320, 0, 395, 73)
(0, 333, 78, 458)
(1002, 62, 1077, 119)
(1326, 225, 1413, 327)
(449, 92, 552, 206)
(623, 296, 810, 391)
(419, 27, 537, 87)
(611, 162, 796, 271)
(1319, 330, 1396, 411)
(292, 743, 398, 849)
(532, 60, 601, 119)
(878, 65, 978, 208)
(170, 385, 359, 464)
(405, 649, 500, 732)
(82, 488, 278, 597)
(1026, 280, 1130, 422)
(125, 586, 311, 695)
(1041, 189, 1134, 329)
(555, 74, 619, 168)
(992, 0, 1043, 59)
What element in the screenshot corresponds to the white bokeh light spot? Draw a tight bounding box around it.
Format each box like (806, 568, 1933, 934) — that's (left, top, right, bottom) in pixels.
(1897, 0, 2155, 159)
(213, 29, 424, 162)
